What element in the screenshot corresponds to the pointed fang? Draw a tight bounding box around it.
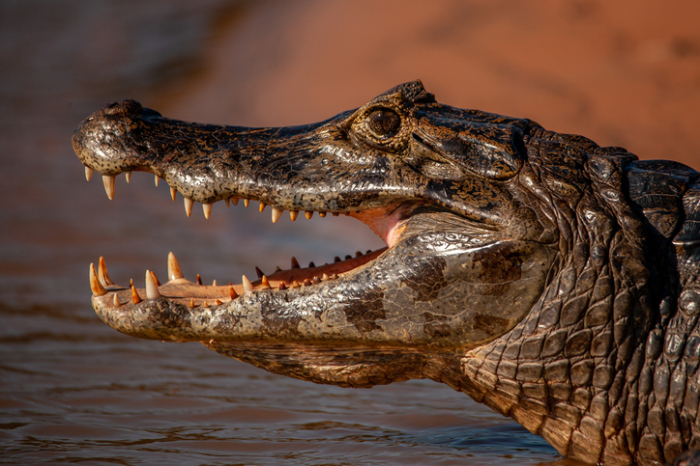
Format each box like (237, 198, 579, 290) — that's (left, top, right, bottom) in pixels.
(98, 256, 114, 286)
(89, 263, 107, 296)
(225, 198, 230, 208)
(203, 202, 212, 219)
(184, 198, 194, 217)
(154, 175, 160, 187)
(305, 211, 313, 219)
(242, 275, 254, 293)
(131, 283, 142, 304)
(102, 175, 115, 200)
(85, 166, 93, 181)
(113, 293, 121, 307)
(145, 270, 161, 299)
(290, 210, 298, 221)
(278, 282, 287, 290)
(167, 252, 184, 281)
(271, 207, 283, 223)
(231, 197, 239, 206)
(259, 202, 266, 212)
(244, 199, 250, 208)
(319, 212, 326, 217)
(261, 275, 271, 290)
(196, 274, 203, 285)
(170, 186, 177, 201)
(255, 266, 265, 279)
(291, 257, 300, 269)
(125, 171, 132, 183)
(230, 285, 238, 299)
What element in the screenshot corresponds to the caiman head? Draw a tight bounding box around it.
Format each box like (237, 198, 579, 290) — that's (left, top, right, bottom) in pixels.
(74, 81, 692, 464)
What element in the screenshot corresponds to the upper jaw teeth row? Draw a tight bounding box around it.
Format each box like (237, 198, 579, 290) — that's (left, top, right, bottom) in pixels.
(88, 168, 346, 222)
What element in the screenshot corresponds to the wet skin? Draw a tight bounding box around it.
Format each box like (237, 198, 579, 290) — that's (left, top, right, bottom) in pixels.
(73, 81, 700, 465)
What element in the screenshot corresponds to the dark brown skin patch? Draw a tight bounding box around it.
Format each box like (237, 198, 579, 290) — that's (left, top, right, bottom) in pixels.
(403, 257, 448, 302)
(343, 290, 386, 333)
(474, 246, 523, 283)
(472, 313, 510, 337)
(423, 312, 452, 338)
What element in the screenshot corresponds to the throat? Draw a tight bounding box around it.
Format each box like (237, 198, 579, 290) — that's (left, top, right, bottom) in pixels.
(349, 205, 412, 248)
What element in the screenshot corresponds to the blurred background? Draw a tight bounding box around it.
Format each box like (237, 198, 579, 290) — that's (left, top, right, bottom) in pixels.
(1, 0, 699, 464)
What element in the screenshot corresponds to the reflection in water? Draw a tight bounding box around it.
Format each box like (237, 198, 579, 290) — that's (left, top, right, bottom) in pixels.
(0, 1, 576, 464)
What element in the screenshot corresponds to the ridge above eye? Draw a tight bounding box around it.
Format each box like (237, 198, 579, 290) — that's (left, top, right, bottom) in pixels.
(367, 109, 400, 138)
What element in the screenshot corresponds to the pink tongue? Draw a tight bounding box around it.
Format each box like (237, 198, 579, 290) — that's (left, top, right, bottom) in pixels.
(349, 207, 406, 248)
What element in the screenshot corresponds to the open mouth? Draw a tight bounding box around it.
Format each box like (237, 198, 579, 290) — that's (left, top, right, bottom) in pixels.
(87, 169, 410, 309)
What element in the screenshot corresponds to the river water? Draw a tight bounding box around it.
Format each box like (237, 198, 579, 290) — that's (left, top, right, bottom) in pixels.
(2, 1, 699, 464)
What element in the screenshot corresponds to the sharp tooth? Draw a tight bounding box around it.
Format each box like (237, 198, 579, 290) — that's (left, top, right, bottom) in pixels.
(322, 273, 330, 281)
(98, 256, 114, 286)
(225, 198, 230, 208)
(113, 294, 121, 307)
(131, 283, 142, 304)
(244, 199, 250, 208)
(170, 186, 177, 201)
(242, 275, 254, 293)
(308, 261, 316, 268)
(366, 249, 372, 254)
(85, 166, 93, 181)
(271, 207, 283, 223)
(212, 279, 217, 286)
(332, 212, 339, 216)
(255, 266, 265, 279)
(229, 285, 238, 299)
(334, 256, 341, 263)
(290, 211, 299, 221)
(203, 202, 212, 219)
(154, 175, 160, 187)
(184, 198, 194, 217)
(196, 274, 203, 285)
(319, 212, 326, 217)
(275, 266, 282, 272)
(102, 175, 115, 200)
(305, 211, 313, 219)
(356, 251, 363, 257)
(259, 202, 266, 212)
(292, 281, 300, 288)
(279, 282, 287, 290)
(167, 252, 184, 281)
(215, 299, 223, 305)
(145, 270, 161, 299)
(202, 300, 209, 308)
(291, 257, 300, 269)
(231, 197, 239, 206)
(89, 263, 107, 296)
(303, 279, 311, 286)
(189, 299, 196, 308)
(125, 172, 132, 183)
(345, 255, 352, 260)
(312, 276, 321, 284)
(261, 275, 271, 290)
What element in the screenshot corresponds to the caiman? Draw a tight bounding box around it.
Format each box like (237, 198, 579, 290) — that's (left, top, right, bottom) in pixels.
(72, 81, 700, 465)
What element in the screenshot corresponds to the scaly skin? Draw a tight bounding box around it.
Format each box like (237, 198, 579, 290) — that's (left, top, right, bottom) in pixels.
(72, 81, 700, 465)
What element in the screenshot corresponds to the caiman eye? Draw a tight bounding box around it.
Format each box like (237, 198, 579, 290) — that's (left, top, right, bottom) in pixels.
(367, 109, 401, 138)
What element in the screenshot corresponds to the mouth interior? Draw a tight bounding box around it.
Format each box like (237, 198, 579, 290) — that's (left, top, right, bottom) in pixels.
(89, 169, 414, 307)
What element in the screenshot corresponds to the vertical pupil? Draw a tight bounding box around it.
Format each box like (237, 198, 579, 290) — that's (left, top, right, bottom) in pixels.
(369, 110, 399, 136)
